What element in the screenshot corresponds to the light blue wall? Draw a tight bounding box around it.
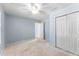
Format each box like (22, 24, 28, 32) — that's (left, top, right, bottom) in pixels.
(5, 14, 36, 47)
(0, 5, 5, 55)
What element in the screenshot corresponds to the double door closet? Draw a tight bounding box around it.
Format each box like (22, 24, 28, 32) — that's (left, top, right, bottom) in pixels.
(56, 11, 79, 55)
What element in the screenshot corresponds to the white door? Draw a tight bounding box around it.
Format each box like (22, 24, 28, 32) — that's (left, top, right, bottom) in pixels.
(56, 14, 77, 55)
(0, 12, 1, 55)
(56, 12, 79, 55)
(66, 13, 77, 54)
(35, 23, 44, 39)
(73, 12, 79, 55)
(0, 13, 1, 45)
(56, 16, 67, 49)
(76, 12, 79, 54)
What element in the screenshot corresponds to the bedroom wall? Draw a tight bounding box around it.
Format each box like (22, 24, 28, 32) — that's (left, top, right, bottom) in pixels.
(4, 14, 36, 47)
(0, 5, 5, 55)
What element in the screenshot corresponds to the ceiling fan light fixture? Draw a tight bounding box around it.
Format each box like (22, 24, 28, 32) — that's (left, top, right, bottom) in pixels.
(24, 3, 41, 14)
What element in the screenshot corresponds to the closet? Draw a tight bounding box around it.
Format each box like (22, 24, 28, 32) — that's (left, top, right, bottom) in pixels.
(56, 11, 79, 55)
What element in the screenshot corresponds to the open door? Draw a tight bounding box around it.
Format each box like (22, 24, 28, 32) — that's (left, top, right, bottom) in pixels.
(35, 22, 44, 39)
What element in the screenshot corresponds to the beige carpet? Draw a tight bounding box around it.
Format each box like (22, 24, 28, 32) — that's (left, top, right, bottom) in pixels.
(4, 39, 74, 56)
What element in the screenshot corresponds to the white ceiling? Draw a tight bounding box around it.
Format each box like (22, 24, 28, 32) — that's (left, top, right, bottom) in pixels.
(1, 3, 72, 20)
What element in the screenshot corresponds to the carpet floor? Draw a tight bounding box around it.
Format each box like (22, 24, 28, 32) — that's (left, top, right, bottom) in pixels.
(4, 39, 74, 56)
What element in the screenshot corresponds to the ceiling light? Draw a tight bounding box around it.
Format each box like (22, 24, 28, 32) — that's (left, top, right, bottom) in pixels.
(24, 3, 41, 14)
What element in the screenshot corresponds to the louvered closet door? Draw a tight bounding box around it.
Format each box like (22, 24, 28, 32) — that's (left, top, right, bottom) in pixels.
(56, 12, 79, 55)
(66, 13, 77, 54)
(74, 12, 79, 55)
(56, 16, 67, 49)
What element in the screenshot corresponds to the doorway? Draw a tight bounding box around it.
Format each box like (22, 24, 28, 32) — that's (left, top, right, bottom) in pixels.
(35, 22, 44, 39)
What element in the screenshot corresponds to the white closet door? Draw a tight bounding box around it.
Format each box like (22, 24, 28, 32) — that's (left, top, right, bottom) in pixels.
(66, 13, 77, 53)
(56, 16, 67, 49)
(0, 12, 1, 55)
(74, 12, 79, 55)
(64, 12, 79, 55)
(56, 12, 79, 55)
(0, 13, 1, 46)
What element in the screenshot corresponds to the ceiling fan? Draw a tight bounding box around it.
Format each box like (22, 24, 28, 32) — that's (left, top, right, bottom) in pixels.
(24, 3, 41, 14)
